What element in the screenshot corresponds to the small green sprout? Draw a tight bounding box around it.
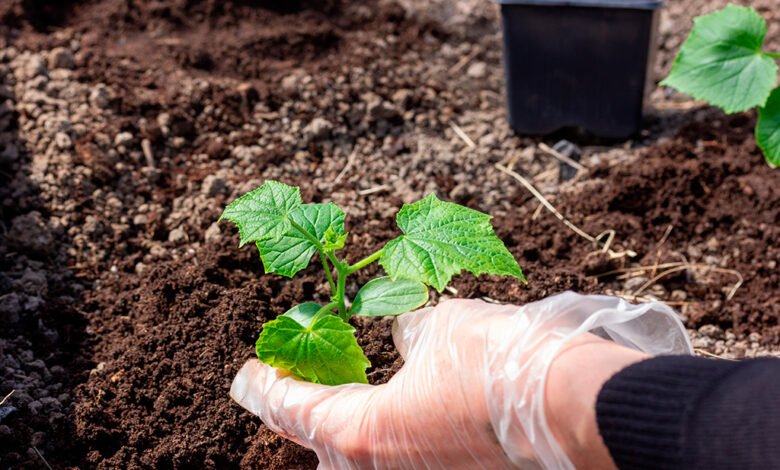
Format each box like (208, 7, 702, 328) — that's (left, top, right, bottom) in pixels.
(220, 180, 525, 385)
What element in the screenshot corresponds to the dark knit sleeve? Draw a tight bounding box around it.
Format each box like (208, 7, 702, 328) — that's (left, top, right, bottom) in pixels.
(596, 355, 780, 470)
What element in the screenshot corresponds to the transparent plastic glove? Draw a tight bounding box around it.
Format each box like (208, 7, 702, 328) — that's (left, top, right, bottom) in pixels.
(231, 291, 692, 469)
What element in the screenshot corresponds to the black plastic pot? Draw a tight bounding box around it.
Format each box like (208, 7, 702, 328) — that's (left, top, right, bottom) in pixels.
(498, 0, 662, 139)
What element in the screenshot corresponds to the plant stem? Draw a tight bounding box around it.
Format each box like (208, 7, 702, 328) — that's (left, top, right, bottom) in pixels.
(335, 267, 348, 321)
(347, 249, 383, 274)
(308, 301, 340, 328)
(331, 248, 385, 321)
(286, 218, 351, 319)
(766, 51, 780, 59)
(319, 251, 336, 293)
(288, 219, 342, 267)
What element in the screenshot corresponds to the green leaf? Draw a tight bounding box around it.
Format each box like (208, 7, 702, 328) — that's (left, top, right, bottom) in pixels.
(257, 203, 346, 277)
(380, 194, 524, 291)
(350, 277, 428, 317)
(757, 87, 780, 167)
(661, 4, 778, 113)
(256, 315, 370, 386)
(220, 181, 302, 247)
(322, 226, 348, 251)
(282, 302, 322, 328)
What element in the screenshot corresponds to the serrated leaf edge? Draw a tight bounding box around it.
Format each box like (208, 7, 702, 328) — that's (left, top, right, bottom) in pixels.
(219, 181, 302, 247)
(660, 4, 777, 114)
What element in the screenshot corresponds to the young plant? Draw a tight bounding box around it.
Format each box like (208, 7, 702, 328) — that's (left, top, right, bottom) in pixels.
(662, 4, 780, 167)
(220, 181, 524, 385)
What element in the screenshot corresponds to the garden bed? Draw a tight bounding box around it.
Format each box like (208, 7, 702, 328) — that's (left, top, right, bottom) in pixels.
(0, 0, 778, 468)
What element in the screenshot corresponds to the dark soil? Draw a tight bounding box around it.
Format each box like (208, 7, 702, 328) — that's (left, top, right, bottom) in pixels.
(1, 0, 779, 469)
(505, 112, 780, 339)
(67, 111, 780, 469)
(68, 234, 404, 469)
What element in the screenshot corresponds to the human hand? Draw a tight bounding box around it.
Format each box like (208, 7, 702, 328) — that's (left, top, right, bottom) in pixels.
(231, 292, 691, 469)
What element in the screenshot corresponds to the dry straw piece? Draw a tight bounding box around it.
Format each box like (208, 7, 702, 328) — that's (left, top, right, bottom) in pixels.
(495, 162, 635, 260)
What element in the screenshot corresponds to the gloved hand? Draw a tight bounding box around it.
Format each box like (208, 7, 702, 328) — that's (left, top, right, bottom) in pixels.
(231, 292, 692, 469)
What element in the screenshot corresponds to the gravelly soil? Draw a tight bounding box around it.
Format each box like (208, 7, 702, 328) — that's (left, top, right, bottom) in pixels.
(0, 0, 778, 468)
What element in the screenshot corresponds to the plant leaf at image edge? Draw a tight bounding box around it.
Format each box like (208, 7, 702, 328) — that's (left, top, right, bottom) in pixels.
(661, 4, 778, 114)
(757, 88, 780, 168)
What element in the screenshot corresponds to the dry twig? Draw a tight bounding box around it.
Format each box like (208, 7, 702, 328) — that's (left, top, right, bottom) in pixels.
(358, 185, 390, 196)
(450, 122, 476, 149)
(532, 168, 558, 184)
(531, 202, 545, 220)
(656, 224, 674, 248)
(496, 163, 636, 259)
(141, 139, 155, 167)
(449, 48, 480, 74)
(33, 447, 53, 470)
(593, 230, 617, 255)
(334, 147, 358, 184)
(596, 262, 688, 278)
(653, 99, 707, 111)
(538, 142, 587, 172)
(694, 349, 738, 361)
(0, 389, 14, 406)
(649, 224, 675, 278)
(595, 262, 744, 301)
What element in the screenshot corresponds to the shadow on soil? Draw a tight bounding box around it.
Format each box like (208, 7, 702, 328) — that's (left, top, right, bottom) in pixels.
(0, 49, 93, 467)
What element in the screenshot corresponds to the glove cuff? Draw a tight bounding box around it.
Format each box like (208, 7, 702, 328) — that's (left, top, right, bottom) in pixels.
(487, 292, 692, 470)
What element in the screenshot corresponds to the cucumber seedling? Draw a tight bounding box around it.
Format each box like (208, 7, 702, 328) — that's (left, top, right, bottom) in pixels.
(662, 4, 780, 167)
(220, 181, 524, 385)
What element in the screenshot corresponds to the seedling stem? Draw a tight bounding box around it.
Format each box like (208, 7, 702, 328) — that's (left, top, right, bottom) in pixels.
(220, 181, 525, 385)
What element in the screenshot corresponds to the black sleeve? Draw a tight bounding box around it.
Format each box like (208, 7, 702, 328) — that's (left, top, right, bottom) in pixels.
(596, 355, 780, 470)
